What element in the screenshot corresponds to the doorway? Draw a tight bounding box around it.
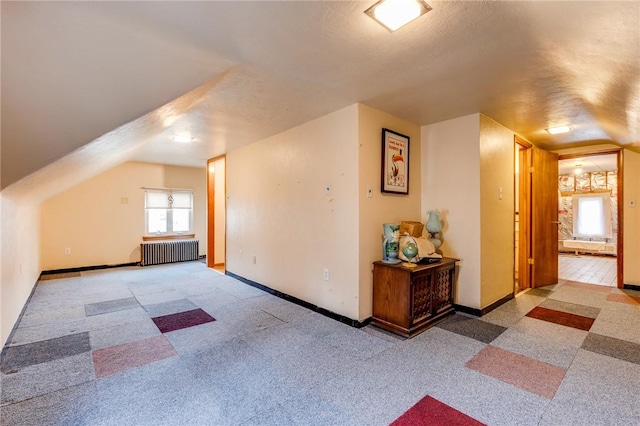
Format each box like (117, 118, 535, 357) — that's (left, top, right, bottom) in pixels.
(557, 151, 622, 287)
(207, 156, 226, 271)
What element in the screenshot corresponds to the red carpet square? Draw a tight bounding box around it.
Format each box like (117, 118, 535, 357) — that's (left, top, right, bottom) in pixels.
(607, 293, 640, 306)
(526, 306, 595, 331)
(391, 395, 485, 426)
(152, 308, 216, 333)
(466, 345, 566, 399)
(92, 335, 177, 378)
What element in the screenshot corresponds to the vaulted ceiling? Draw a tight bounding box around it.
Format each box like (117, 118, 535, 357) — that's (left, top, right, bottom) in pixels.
(2, 1, 639, 192)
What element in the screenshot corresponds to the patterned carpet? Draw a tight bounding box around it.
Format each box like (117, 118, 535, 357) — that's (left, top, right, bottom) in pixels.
(2, 263, 640, 425)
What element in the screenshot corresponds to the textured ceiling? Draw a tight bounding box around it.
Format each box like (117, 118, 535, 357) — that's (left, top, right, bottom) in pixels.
(2, 1, 639, 193)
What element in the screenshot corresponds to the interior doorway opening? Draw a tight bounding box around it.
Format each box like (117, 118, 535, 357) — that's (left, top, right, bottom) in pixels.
(557, 152, 621, 287)
(207, 156, 226, 272)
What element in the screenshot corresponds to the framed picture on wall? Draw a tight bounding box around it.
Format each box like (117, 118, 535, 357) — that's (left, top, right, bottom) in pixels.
(381, 128, 410, 194)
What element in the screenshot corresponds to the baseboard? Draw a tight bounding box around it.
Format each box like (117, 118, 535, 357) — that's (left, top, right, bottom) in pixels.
(40, 262, 139, 276)
(624, 284, 640, 291)
(225, 271, 370, 328)
(454, 292, 514, 317)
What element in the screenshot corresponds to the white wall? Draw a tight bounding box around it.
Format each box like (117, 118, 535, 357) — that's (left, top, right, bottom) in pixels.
(479, 115, 516, 306)
(226, 105, 361, 320)
(40, 162, 206, 270)
(422, 114, 482, 309)
(357, 104, 421, 319)
(1, 192, 41, 347)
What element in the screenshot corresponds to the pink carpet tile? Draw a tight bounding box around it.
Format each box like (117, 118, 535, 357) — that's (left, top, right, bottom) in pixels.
(390, 395, 485, 426)
(562, 281, 612, 293)
(465, 345, 566, 399)
(606, 293, 640, 306)
(92, 335, 177, 378)
(525, 306, 595, 331)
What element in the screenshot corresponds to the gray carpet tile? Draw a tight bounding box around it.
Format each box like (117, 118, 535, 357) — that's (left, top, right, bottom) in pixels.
(89, 318, 162, 350)
(7, 319, 88, 347)
(18, 305, 86, 328)
(0, 381, 98, 423)
(511, 316, 588, 348)
(320, 326, 396, 361)
(527, 288, 553, 298)
(84, 297, 139, 316)
(1, 332, 90, 372)
(539, 350, 640, 426)
(491, 327, 580, 369)
(581, 333, 640, 365)
(539, 298, 601, 318)
(141, 298, 198, 317)
(1, 352, 95, 405)
(436, 314, 507, 343)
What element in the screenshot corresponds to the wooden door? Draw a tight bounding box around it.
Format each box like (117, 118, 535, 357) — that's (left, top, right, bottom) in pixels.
(517, 147, 531, 292)
(531, 147, 559, 287)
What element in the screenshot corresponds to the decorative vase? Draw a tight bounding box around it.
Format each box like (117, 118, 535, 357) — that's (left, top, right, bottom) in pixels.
(382, 223, 401, 264)
(426, 210, 443, 251)
(426, 210, 443, 235)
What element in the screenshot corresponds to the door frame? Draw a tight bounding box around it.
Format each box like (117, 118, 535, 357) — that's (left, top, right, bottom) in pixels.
(515, 136, 532, 292)
(557, 149, 623, 288)
(206, 155, 226, 269)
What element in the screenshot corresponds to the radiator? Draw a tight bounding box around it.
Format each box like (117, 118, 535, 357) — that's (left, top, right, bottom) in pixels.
(140, 239, 199, 266)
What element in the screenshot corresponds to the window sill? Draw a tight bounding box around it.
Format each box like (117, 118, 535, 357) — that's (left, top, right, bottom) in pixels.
(142, 234, 195, 242)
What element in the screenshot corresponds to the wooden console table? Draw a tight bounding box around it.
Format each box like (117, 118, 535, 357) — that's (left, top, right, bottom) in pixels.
(371, 257, 458, 338)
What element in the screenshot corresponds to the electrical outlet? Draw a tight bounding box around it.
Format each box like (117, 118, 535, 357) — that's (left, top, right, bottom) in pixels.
(252, 255, 257, 264)
(323, 268, 330, 281)
(64, 248, 71, 255)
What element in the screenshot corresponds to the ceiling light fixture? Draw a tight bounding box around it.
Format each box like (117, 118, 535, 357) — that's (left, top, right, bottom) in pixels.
(174, 133, 194, 143)
(364, 0, 432, 32)
(546, 125, 573, 135)
(574, 164, 583, 175)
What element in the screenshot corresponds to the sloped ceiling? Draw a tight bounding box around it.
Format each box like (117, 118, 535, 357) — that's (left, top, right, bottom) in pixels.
(2, 1, 639, 193)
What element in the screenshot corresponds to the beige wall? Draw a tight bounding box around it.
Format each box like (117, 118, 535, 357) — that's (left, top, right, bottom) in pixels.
(479, 115, 516, 307)
(40, 162, 206, 270)
(422, 113, 517, 310)
(357, 104, 421, 319)
(1, 192, 41, 346)
(422, 114, 482, 309)
(226, 105, 361, 319)
(623, 149, 640, 285)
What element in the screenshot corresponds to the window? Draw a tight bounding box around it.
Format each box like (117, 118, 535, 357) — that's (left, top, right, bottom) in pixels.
(572, 193, 611, 239)
(145, 190, 193, 235)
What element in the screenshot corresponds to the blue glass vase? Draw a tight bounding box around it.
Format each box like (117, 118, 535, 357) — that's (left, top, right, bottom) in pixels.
(426, 210, 443, 235)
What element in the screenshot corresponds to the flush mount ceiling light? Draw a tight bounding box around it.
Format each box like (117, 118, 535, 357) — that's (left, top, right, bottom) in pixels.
(574, 163, 583, 175)
(174, 133, 194, 143)
(365, 0, 432, 32)
(546, 125, 573, 135)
